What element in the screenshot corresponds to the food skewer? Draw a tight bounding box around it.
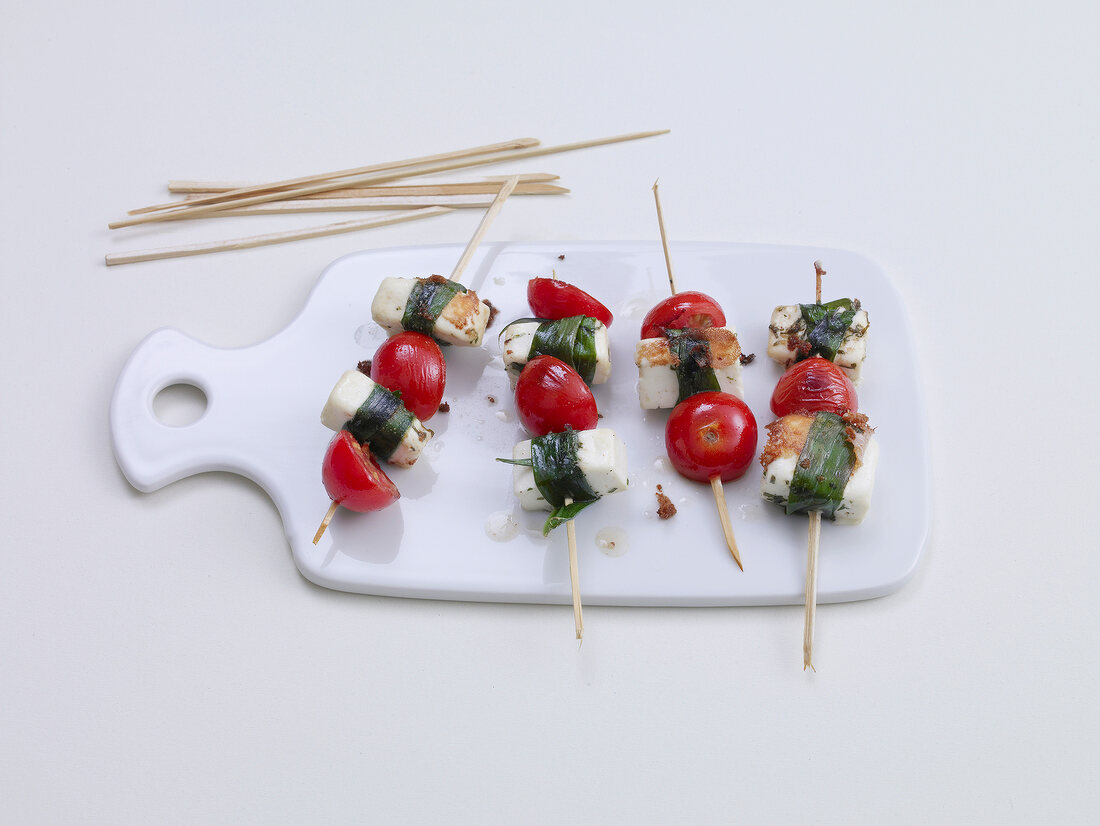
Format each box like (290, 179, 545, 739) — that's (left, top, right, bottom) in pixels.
(104, 206, 453, 267)
(759, 259, 876, 669)
(314, 181, 522, 541)
(109, 129, 668, 229)
(651, 180, 744, 570)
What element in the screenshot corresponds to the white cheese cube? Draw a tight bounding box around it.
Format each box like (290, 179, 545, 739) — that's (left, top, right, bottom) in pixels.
(370, 276, 491, 347)
(635, 326, 744, 409)
(501, 319, 611, 386)
(760, 433, 878, 524)
(512, 429, 629, 512)
(767, 304, 869, 385)
(320, 369, 431, 468)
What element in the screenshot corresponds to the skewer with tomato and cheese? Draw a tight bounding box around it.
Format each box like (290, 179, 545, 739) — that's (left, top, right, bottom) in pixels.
(759, 410, 878, 525)
(321, 369, 432, 468)
(767, 264, 869, 383)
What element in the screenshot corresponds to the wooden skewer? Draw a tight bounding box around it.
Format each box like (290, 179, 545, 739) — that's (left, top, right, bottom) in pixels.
(104, 206, 452, 266)
(652, 179, 679, 295)
(710, 477, 744, 570)
(174, 191, 562, 217)
(110, 129, 668, 229)
(449, 176, 520, 283)
(653, 178, 743, 567)
(803, 259, 827, 669)
(167, 174, 560, 194)
(804, 511, 821, 670)
(130, 137, 540, 215)
(313, 501, 339, 545)
(563, 496, 584, 639)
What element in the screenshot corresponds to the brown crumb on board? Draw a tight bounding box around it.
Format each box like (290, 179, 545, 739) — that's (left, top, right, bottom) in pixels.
(487, 395, 496, 404)
(739, 352, 756, 365)
(655, 485, 677, 520)
(437, 402, 450, 413)
(356, 360, 372, 376)
(558, 254, 566, 260)
(484, 299, 500, 329)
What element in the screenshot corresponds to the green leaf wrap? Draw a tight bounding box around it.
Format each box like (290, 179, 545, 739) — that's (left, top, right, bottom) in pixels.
(542, 500, 596, 536)
(345, 384, 415, 461)
(527, 315, 600, 385)
(401, 277, 468, 340)
(530, 430, 599, 510)
(665, 330, 721, 403)
(798, 298, 856, 362)
(785, 411, 856, 519)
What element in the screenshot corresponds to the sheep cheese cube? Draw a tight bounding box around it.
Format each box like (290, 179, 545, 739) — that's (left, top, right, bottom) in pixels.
(767, 304, 870, 384)
(759, 413, 878, 524)
(320, 369, 431, 468)
(635, 326, 744, 409)
(371, 276, 492, 347)
(500, 319, 612, 385)
(512, 429, 629, 512)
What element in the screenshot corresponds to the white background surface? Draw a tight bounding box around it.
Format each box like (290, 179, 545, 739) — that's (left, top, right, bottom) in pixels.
(2, 1, 1097, 823)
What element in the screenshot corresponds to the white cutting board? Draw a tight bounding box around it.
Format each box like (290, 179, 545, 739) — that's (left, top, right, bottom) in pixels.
(110, 242, 929, 606)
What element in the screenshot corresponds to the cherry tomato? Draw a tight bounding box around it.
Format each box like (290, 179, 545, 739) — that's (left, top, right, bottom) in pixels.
(370, 331, 446, 421)
(514, 355, 598, 436)
(322, 430, 401, 513)
(770, 357, 857, 417)
(665, 391, 758, 482)
(527, 277, 614, 327)
(640, 291, 726, 339)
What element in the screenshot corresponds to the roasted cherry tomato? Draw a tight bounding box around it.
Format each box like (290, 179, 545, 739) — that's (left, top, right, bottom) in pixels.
(665, 391, 758, 482)
(770, 356, 857, 417)
(640, 291, 726, 339)
(322, 430, 401, 513)
(527, 277, 614, 327)
(514, 355, 598, 436)
(370, 331, 446, 421)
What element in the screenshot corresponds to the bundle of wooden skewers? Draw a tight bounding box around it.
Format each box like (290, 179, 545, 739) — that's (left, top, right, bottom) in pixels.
(105, 130, 668, 266)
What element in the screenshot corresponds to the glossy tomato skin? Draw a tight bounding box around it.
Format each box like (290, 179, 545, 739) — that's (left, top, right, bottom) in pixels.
(370, 331, 446, 421)
(770, 357, 857, 417)
(514, 355, 598, 436)
(665, 391, 758, 482)
(640, 291, 726, 339)
(527, 277, 614, 327)
(322, 430, 401, 512)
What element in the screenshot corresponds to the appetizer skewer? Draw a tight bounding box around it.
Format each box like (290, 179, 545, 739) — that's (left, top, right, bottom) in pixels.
(760, 260, 877, 669)
(502, 272, 621, 638)
(643, 181, 755, 569)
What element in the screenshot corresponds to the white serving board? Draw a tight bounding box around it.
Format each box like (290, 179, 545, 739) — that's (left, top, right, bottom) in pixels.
(111, 242, 929, 606)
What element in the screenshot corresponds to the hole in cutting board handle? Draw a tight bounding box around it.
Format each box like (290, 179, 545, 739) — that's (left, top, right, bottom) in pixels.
(152, 383, 207, 427)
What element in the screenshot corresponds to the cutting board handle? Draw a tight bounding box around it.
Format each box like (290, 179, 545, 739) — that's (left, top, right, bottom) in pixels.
(111, 328, 253, 492)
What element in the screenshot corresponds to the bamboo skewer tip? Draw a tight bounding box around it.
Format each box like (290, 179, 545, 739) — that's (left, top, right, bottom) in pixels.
(709, 476, 744, 571)
(803, 511, 822, 670)
(313, 501, 339, 545)
(563, 496, 584, 640)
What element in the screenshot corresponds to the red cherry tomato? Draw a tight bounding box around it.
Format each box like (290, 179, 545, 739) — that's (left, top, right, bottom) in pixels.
(640, 291, 726, 339)
(770, 357, 857, 417)
(370, 332, 446, 421)
(665, 391, 758, 482)
(527, 277, 614, 327)
(514, 355, 599, 436)
(322, 430, 401, 513)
